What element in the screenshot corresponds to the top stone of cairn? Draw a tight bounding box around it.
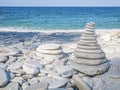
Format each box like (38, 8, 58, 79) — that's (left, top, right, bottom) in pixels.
(86, 22, 95, 29)
(37, 44, 61, 50)
(69, 22, 110, 76)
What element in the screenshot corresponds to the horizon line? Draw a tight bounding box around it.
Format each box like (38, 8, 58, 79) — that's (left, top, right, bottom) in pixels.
(0, 6, 120, 7)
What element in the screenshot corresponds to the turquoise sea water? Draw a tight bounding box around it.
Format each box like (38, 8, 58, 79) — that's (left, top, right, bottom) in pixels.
(0, 7, 120, 30)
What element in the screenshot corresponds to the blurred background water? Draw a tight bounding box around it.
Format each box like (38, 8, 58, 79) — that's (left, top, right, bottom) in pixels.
(0, 7, 120, 30)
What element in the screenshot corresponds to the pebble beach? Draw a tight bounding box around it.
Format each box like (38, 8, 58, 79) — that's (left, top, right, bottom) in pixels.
(0, 28, 120, 90)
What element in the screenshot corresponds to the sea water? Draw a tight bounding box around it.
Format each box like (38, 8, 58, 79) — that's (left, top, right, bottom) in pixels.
(0, 7, 120, 31)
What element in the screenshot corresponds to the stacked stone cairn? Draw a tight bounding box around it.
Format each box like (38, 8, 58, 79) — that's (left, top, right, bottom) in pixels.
(69, 22, 110, 76)
(36, 44, 64, 59)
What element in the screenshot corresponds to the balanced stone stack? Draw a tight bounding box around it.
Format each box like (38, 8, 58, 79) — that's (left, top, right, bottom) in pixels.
(69, 22, 110, 76)
(36, 44, 64, 59)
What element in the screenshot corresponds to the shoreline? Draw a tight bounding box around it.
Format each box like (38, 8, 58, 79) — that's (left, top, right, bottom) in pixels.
(0, 30, 120, 59)
(0, 28, 120, 33)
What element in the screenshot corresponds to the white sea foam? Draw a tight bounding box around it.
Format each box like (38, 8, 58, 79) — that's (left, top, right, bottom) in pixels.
(0, 27, 120, 33)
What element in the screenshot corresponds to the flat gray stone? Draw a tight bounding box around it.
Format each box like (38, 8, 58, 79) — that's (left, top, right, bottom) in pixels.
(82, 77, 94, 88)
(86, 25, 95, 29)
(37, 49, 63, 55)
(11, 77, 24, 85)
(40, 75, 68, 90)
(45, 64, 54, 70)
(15, 74, 21, 77)
(78, 39, 97, 44)
(86, 29, 95, 32)
(6, 56, 17, 64)
(69, 60, 110, 76)
(53, 58, 68, 66)
(75, 48, 103, 53)
(77, 73, 86, 78)
(37, 73, 46, 77)
(0, 47, 19, 57)
(0, 68, 9, 87)
(29, 78, 39, 85)
(86, 22, 95, 26)
(56, 65, 73, 78)
(72, 75, 92, 90)
(40, 77, 53, 84)
(24, 60, 43, 69)
(7, 62, 23, 70)
(22, 63, 39, 75)
(0, 63, 7, 69)
(78, 41, 98, 46)
(84, 31, 95, 35)
(39, 58, 54, 65)
(109, 71, 120, 79)
(22, 82, 29, 90)
(25, 82, 48, 90)
(74, 52, 105, 59)
(36, 52, 64, 59)
(10, 69, 25, 74)
(80, 35, 96, 40)
(37, 44, 61, 50)
(0, 56, 8, 63)
(72, 56, 107, 65)
(0, 81, 20, 90)
(77, 45, 101, 50)
(82, 34, 96, 37)
(22, 74, 33, 80)
(41, 69, 60, 76)
(85, 28, 95, 32)
(48, 78, 68, 89)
